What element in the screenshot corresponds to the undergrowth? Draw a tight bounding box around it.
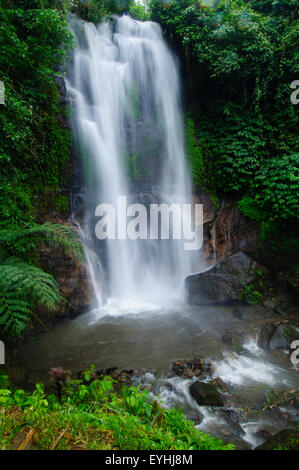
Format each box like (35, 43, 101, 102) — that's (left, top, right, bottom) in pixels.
(0, 367, 234, 451)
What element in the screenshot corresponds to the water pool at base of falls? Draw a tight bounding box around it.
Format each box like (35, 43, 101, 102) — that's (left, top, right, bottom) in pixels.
(13, 301, 299, 449)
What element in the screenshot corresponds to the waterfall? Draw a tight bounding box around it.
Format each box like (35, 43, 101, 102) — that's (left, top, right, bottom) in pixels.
(66, 14, 201, 309)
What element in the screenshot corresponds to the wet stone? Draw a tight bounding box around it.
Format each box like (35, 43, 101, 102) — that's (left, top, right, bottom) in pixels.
(189, 381, 224, 407)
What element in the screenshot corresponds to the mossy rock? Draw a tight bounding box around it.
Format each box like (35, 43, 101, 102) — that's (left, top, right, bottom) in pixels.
(189, 381, 224, 407)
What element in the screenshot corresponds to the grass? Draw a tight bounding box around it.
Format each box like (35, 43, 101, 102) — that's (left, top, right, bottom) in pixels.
(0, 367, 234, 451)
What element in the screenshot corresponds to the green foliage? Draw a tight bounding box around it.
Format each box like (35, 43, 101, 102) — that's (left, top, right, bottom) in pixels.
(129, 2, 150, 20)
(238, 195, 265, 222)
(70, 0, 148, 23)
(185, 113, 206, 189)
(0, 222, 84, 338)
(0, 7, 73, 224)
(72, 0, 133, 22)
(149, 0, 299, 245)
(186, 110, 272, 194)
(240, 284, 262, 304)
(0, 259, 61, 337)
(0, 6, 77, 341)
(0, 222, 84, 261)
(239, 153, 299, 222)
(150, 0, 275, 104)
(258, 221, 299, 271)
(0, 372, 234, 450)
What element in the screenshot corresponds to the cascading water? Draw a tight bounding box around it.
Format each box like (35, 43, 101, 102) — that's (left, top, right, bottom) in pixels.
(66, 14, 202, 309)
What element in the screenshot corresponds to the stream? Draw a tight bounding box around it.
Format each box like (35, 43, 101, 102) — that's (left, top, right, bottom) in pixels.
(14, 301, 299, 449)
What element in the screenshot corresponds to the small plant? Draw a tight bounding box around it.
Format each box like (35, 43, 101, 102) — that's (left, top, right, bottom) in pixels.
(241, 284, 262, 305)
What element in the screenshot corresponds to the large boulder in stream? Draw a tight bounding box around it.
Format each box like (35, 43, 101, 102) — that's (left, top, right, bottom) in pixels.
(257, 323, 277, 350)
(189, 381, 224, 407)
(185, 251, 265, 305)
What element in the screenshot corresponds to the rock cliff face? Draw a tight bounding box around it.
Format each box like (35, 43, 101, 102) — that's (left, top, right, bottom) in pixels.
(204, 201, 260, 264)
(198, 194, 298, 292)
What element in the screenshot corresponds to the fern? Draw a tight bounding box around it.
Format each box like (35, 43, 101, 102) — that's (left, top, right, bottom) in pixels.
(0, 291, 32, 337)
(0, 221, 84, 339)
(0, 258, 62, 309)
(0, 222, 84, 262)
(0, 258, 63, 338)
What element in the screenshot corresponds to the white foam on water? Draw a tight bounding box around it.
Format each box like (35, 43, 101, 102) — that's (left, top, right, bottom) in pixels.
(98, 297, 162, 316)
(240, 421, 264, 448)
(243, 338, 263, 356)
(86, 297, 187, 323)
(213, 351, 291, 387)
(154, 376, 196, 410)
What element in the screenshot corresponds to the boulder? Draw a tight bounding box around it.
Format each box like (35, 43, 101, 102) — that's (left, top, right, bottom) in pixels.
(257, 323, 276, 350)
(269, 324, 298, 351)
(189, 381, 224, 407)
(214, 377, 228, 391)
(185, 251, 263, 305)
(35, 218, 98, 326)
(257, 322, 298, 351)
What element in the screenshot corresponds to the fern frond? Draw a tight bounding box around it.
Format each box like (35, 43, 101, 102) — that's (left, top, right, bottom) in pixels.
(0, 258, 62, 311)
(0, 257, 64, 337)
(0, 291, 32, 337)
(0, 222, 84, 262)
